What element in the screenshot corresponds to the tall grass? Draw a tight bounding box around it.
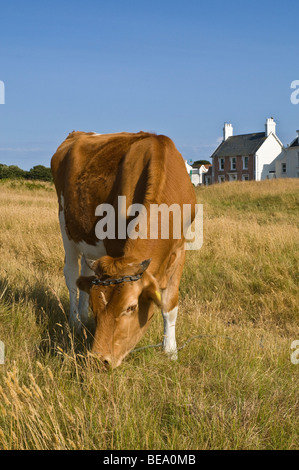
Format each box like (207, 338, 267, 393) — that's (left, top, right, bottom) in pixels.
(0, 178, 298, 449)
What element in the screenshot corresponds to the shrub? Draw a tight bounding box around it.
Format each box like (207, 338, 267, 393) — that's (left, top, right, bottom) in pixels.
(0, 163, 53, 182)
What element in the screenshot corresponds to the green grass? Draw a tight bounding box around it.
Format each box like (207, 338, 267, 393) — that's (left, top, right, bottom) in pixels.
(0, 178, 299, 449)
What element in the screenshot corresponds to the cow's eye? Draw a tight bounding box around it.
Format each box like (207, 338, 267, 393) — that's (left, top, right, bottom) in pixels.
(120, 304, 137, 317)
(126, 304, 137, 314)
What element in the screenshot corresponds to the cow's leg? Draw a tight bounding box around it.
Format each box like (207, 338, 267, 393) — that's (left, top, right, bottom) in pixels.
(161, 247, 186, 360)
(63, 244, 81, 331)
(161, 302, 178, 360)
(78, 255, 93, 325)
(59, 208, 81, 331)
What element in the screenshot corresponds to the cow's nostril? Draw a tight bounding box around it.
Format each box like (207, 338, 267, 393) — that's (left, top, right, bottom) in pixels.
(103, 359, 111, 369)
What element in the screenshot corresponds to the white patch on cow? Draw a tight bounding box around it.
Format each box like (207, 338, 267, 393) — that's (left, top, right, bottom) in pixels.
(91, 131, 124, 137)
(162, 306, 178, 360)
(58, 195, 106, 330)
(77, 239, 106, 259)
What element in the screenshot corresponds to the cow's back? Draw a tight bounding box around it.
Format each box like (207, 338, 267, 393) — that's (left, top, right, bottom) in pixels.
(51, 131, 196, 249)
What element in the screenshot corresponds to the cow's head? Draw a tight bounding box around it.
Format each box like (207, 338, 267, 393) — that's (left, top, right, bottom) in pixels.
(76, 256, 161, 368)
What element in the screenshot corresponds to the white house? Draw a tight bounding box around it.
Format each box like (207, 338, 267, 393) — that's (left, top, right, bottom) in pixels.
(275, 131, 299, 179)
(211, 118, 284, 183)
(184, 161, 210, 186)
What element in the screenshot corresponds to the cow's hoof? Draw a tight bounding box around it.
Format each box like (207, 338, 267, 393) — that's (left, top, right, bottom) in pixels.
(165, 349, 178, 361)
(68, 314, 82, 334)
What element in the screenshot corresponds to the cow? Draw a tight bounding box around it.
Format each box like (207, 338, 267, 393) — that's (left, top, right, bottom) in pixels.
(51, 131, 196, 368)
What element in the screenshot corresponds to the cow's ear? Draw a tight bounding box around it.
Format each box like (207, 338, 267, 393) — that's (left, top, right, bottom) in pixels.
(85, 258, 106, 278)
(141, 272, 161, 307)
(76, 276, 96, 294)
(136, 258, 152, 274)
(142, 283, 162, 307)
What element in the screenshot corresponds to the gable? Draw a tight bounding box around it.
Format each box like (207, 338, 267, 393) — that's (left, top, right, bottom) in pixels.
(290, 136, 299, 147)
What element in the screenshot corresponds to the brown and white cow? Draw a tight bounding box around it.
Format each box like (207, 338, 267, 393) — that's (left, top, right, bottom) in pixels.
(51, 131, 196, 368)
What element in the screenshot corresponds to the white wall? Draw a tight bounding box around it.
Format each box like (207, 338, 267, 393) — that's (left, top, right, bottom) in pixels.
(255, 134, 283, 180)
(185, 161, 193, 173)
(191, 172, 201, 185)
(275, 146, 299, 178)
(190, 167, 201, 185)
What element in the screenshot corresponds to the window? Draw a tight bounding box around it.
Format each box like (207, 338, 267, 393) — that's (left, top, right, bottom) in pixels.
(205, 176, 211, 186)
(219, 158, 225, 171)
(282, 163, 286, 173)
(242, 174, 249, 181)
(218, 175, 225, 184)
(242, 156, 249, 169)
(229, 174, 237, 182)
(230, 157, 236, 170)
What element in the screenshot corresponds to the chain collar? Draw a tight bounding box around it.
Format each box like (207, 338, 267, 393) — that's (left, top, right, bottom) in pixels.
(91, 272, 143, 287)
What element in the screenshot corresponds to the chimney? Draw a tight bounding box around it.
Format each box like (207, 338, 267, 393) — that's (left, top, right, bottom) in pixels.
(223, 123, 233, 141)
(265, 117, 276, 137)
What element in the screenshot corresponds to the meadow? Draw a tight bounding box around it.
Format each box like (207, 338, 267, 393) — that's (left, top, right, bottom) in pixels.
(0, 178, 298, 450)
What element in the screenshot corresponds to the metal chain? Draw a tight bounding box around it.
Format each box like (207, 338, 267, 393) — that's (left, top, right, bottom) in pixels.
(131, 334, 234, 354)
(91, 273, 143, 287)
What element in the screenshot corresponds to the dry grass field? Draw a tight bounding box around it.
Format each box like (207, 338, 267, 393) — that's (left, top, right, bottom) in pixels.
(0, 178, 298, 450)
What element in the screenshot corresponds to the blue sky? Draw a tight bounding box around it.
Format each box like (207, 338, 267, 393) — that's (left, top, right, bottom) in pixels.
(0, 0, 298, 169)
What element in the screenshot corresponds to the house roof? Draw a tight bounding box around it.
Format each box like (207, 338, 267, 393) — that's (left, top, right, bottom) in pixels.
(290, 136, 299, 147)
(211, 132, 267, 158)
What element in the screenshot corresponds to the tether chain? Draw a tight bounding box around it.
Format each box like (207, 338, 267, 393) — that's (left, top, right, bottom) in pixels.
(131, 334, 234, 354)
(91, 272, 143, 287)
